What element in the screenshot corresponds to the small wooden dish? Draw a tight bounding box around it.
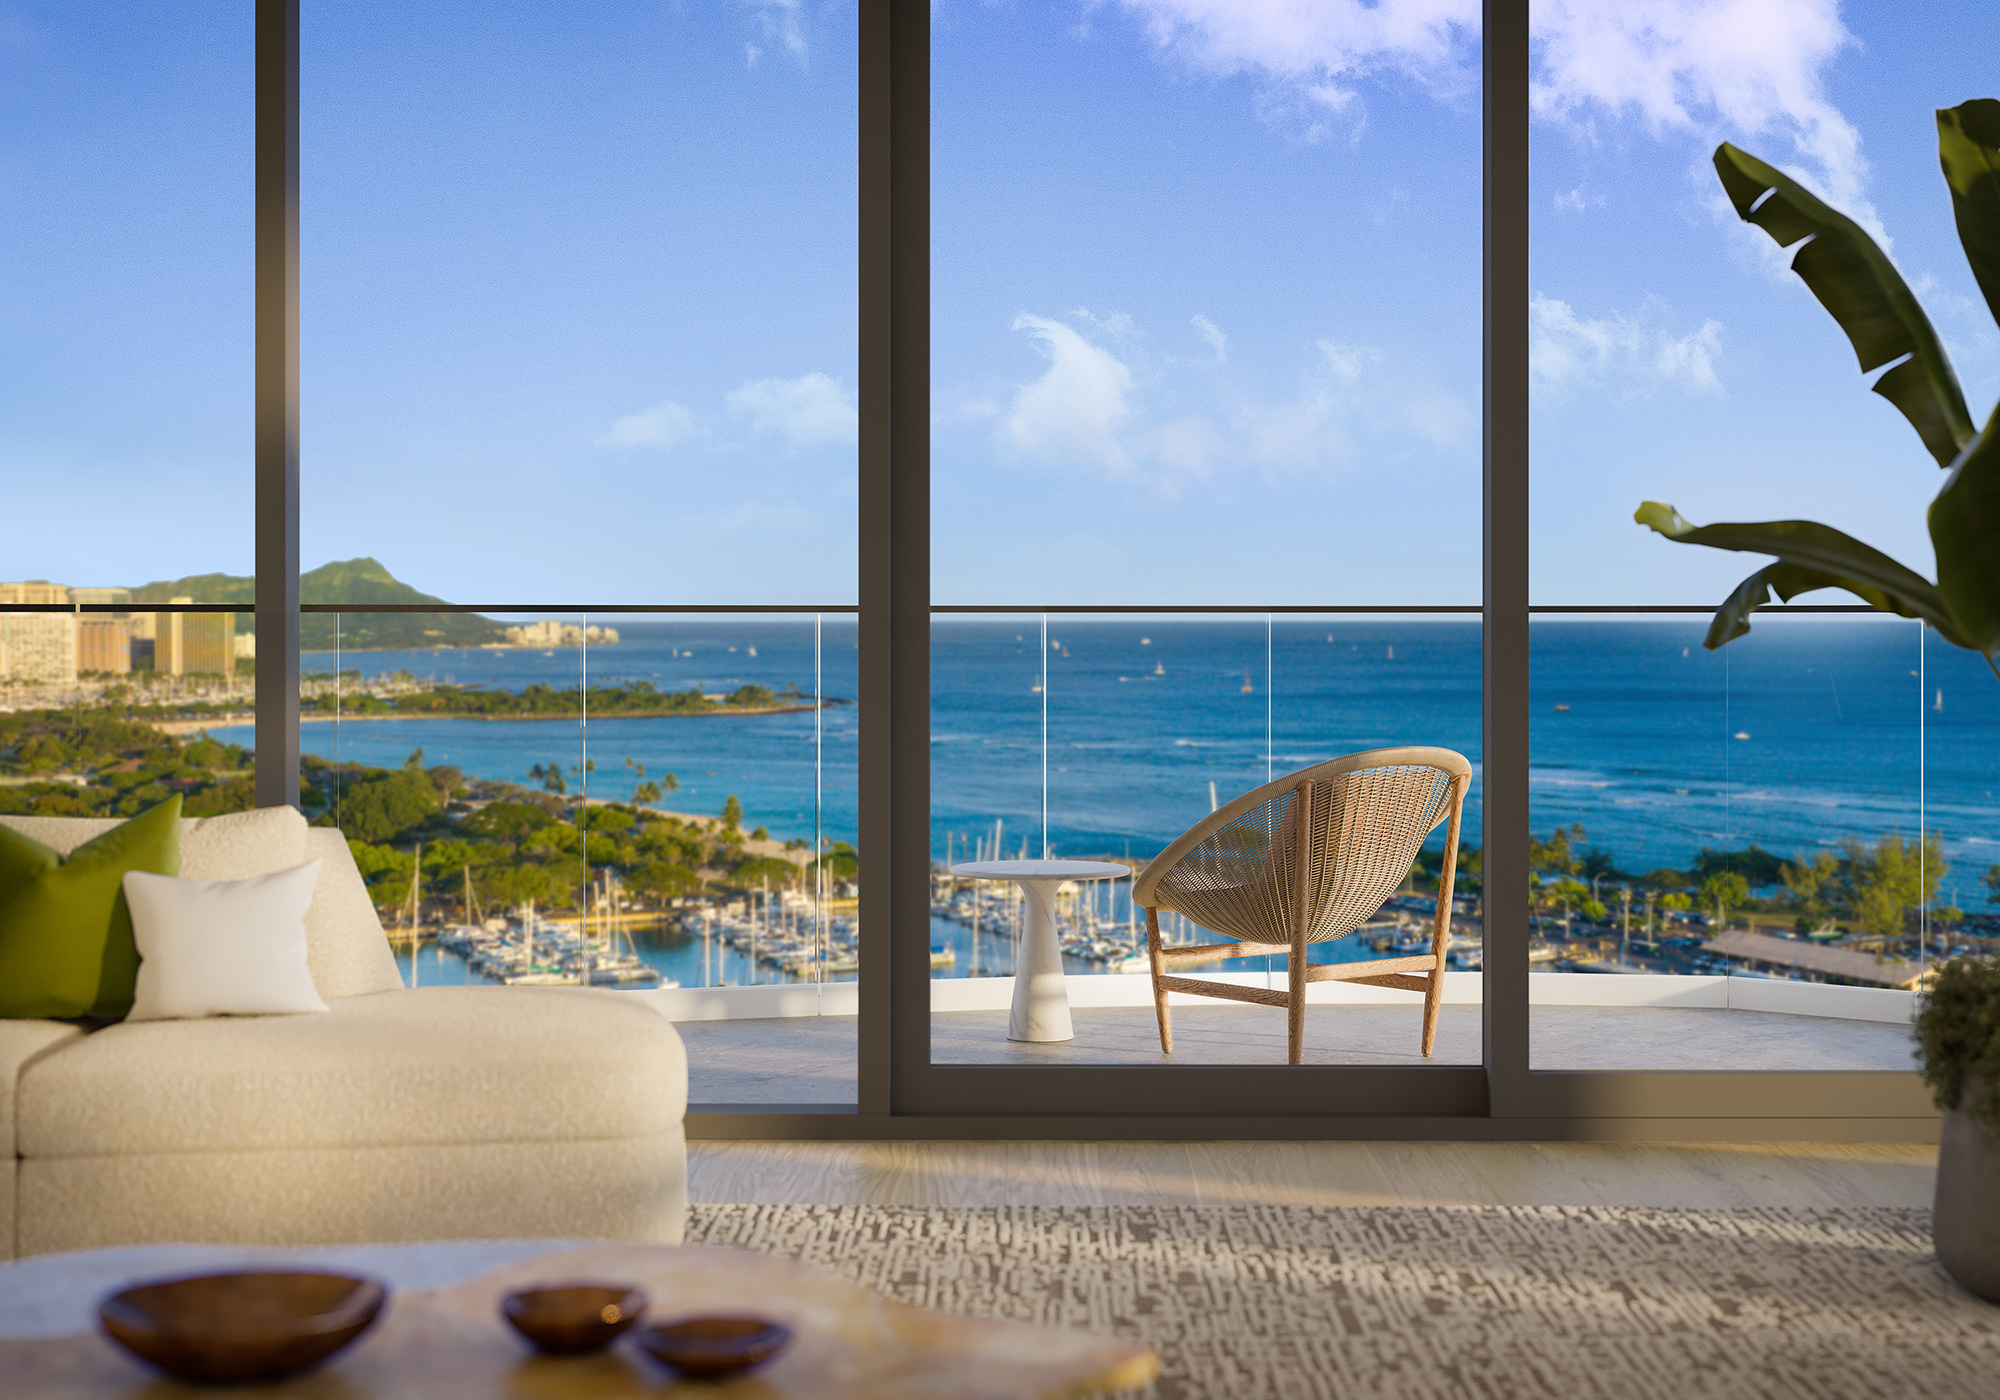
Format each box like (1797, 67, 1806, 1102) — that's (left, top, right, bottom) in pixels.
(97, 1270, 385, 1385)
(501, 1283, 648, 1354)
(636, 1315, 794, 1380)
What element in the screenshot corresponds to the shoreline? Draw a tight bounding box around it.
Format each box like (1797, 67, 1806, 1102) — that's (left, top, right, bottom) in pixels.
(145, 702, 829, 736)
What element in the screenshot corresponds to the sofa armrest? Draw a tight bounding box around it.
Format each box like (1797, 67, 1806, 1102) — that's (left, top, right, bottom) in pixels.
(304, 830, 404, 998)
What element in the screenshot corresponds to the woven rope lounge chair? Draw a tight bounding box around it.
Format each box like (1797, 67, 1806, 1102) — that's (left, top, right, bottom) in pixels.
(1131, 746, 1471, 1065)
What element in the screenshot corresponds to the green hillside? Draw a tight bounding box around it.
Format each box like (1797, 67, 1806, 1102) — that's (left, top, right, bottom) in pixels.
(130, 559, 506, 652)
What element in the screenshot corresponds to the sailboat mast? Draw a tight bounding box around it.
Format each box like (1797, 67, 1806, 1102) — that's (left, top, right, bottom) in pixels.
(407, 842, 422, 989)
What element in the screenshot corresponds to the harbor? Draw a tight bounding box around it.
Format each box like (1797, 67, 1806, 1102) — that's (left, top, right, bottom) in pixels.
(386, 851, 1483, 991)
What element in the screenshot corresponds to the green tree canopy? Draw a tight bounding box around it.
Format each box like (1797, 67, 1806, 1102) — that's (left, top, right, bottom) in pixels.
(338, 766, 442, 843)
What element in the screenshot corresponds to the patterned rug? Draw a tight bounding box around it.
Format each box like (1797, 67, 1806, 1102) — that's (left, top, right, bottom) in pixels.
(685, 1204, 1999, 1399)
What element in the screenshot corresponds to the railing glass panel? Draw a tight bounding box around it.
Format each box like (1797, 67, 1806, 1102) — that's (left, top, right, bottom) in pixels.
(309, 610, 858, 1103)
(1527, 613, 1958, 1071)
(930, 611, 1482, 1066)
(1, 607, 254, 822)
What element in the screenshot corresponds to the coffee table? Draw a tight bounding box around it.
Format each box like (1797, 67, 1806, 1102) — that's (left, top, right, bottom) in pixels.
(0, 1239, 1155, 1397)
(949, 859, 1128, 1042)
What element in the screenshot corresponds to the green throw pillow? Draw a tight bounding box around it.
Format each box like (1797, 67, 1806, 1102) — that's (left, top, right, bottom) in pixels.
(0, 796, 182, 1020)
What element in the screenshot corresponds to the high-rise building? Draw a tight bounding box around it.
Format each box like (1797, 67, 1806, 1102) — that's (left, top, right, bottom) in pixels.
(0, 581, 68, 606)
(153, 600, 234, 677)
(0, 614, 77, 684)
(75, 617, 132, 674)
(67, 587, 132, 608)
(180, 611, 234, 676)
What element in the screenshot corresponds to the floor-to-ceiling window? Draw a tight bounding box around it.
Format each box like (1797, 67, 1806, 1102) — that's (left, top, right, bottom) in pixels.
(1525, 0, 2000, 1092)
(0, 1, 257, 819)
(293, 0, 861, 1104)
(9, 0, 1991, 1135)
(912, 1, 1488, 1114)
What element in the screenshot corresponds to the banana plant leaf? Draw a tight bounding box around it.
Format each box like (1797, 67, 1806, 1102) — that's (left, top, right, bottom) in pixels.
(1938, 99, 2000, 330)
(1714, 143, 1974, 466)
(1931, 401, 2000, 663)
(1634, 502, 1975, 650)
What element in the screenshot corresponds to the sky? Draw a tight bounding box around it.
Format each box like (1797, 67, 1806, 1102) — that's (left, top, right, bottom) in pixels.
(2, 0, 1997, 608)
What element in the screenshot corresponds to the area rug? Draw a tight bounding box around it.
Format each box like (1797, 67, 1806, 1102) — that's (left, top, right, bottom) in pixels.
(685, 1204, 1999, 1399)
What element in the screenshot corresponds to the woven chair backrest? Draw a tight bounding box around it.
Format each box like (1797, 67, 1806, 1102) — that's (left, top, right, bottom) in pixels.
(1132, 747, 1469, 948)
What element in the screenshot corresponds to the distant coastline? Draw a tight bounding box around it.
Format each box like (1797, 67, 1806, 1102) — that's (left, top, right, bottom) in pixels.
(148, 700, 832, 736)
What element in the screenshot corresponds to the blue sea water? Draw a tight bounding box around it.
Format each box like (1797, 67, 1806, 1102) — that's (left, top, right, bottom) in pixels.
(208, 614, 2000, 902)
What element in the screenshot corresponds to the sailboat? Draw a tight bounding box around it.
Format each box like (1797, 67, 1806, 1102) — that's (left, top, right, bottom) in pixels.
(1936, 689, 1945, 712)
(1240, 670, 1253, 694)
(1152, 660, 1165, 677)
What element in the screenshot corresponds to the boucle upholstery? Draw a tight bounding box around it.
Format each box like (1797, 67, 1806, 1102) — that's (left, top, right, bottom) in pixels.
(16, 1133, 686, 1255)
(0, 805, 307, 873)
(0, 1022, 82, 1258)
(4, 813, 689, 1259)
(19, 987, 686, 1157)
(298, 829, 403, 997)
(0, 809, 402, 1000)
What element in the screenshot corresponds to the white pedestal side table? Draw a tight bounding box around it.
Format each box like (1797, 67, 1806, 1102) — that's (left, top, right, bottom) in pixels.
(949, 859, 1128, 1042)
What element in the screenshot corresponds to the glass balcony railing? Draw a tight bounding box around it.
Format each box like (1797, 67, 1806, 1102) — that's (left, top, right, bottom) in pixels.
(0, 602, 256, 821)
(929, 611, 1484, 1065)
(295, 611, 857, 999)
(1526, 613, 1998, 1072)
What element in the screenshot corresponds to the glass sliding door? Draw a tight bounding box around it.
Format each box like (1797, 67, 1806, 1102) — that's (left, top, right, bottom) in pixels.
(1525, 3, 2000, 1077)
(299, 1, 860, 1107)
(926, 4, 1483, 1103)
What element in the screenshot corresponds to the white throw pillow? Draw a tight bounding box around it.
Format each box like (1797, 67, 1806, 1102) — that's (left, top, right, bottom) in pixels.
(123, 861, 332, 1021)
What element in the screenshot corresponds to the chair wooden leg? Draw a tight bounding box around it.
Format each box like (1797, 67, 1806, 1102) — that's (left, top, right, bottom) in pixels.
(1421, 965, 1444, 1057)
(1423, 772, 1466, 1058)
(1287, 952, 1307, 1066)
(1287, 778, 1314, 1066)
(1145, 907, 1172, 1054)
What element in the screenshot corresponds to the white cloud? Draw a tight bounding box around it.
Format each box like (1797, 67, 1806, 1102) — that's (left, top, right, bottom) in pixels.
(740, 0, 808, 67)
(1531, 294, 1725, 398)
(726, 371, 859, 451)
(1001, 314, 1137, 476)
(1191, 314, 1229, 363)
(598, 399, 700, 451)
(989, 312, 1472, 492)
(1531, 0, 1873, 229)
(1110, 2, 1875, 226)
(1109, 0, 1480, 89)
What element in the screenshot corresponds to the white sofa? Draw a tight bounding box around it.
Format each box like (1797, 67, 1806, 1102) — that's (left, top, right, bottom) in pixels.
(0, 808, 688, 1259)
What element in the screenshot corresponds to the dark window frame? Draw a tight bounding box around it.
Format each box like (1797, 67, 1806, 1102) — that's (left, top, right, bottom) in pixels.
(232, 0, 1933, 1140)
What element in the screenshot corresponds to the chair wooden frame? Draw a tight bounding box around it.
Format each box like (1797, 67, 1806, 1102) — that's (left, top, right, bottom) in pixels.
(1132, 746, 1471, 1065)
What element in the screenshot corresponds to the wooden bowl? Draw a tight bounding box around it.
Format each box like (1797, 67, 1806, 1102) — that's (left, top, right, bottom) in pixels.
(501, 1283, 647, 1354)
(97, 1271, 385, 1384)
(636, 1315, 794, 1380)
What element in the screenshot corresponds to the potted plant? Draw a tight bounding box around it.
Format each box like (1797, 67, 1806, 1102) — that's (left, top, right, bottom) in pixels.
(1915, 956, 2000, 1301)
(1634, 99, 2000, 680)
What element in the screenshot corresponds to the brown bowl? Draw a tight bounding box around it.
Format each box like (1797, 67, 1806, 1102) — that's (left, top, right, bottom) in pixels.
(636, 1315, 794, 1380)
(98, 1270, 385, 1385)
(501, 1282, 648, 1354)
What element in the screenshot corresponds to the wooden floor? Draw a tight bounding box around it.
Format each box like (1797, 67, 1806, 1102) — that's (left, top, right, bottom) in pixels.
(687, 1140, 1938, 1210)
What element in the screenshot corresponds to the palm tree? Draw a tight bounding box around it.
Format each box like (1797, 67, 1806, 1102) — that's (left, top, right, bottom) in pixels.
(1637, 101, 2000, 679)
